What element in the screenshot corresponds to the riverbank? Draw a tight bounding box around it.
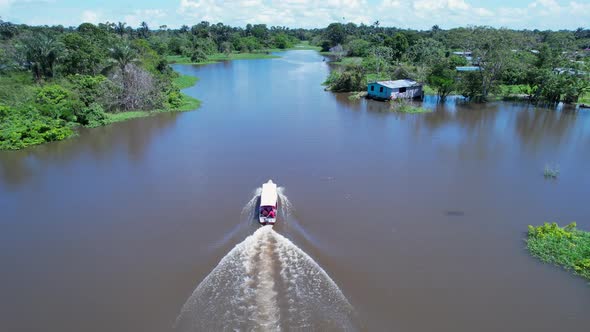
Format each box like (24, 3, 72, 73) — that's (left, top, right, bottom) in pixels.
(167, 53, 280, 65)
(167, 42, 320, 65)
(0, 74, 200, 151)
(527, 222, 590, 281)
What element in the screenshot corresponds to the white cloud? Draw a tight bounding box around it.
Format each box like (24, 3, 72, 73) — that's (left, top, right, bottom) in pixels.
(81, 10, 101, 24)
(173, 0, 590, 30)
(124, 9, 167, 28)
(2, 0, 589, 30)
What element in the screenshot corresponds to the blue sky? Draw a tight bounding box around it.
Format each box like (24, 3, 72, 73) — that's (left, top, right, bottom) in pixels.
(0, 0, 588, 30)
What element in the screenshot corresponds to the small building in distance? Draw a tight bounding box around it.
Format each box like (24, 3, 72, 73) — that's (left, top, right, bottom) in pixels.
(456, 66, 481, 72)
(452, 51, 473, 63)
(367, 80, 424, 101)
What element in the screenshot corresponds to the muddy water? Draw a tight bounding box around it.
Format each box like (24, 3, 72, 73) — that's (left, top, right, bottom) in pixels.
(1, 50, 589, 331)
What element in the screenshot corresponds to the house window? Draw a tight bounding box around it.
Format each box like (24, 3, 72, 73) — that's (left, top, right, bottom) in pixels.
(399, 87, 407, 93)
(379, 86, 384, 93)
(370, 86, 374, 91)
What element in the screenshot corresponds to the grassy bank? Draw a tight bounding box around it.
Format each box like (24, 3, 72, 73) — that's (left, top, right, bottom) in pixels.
(526, 222, 590, 281)
(173, 74, 200, 89)
(105, 74, 200, 125)
(167, 42, 318, 65)
(167, 52, 279, 65)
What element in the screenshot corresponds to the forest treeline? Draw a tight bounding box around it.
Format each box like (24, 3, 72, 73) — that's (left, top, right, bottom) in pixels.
(1, 19, 589, 149)
(319, 23, 590, 103)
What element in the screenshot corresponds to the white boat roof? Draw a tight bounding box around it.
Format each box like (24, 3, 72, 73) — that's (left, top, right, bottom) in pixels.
(260, 180, 278, 206)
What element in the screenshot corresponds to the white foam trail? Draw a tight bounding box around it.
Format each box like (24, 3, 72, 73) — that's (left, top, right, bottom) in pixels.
(175, 226, 356, 331)
(277, 187, 293, 217)
(241, 187, 262, 221)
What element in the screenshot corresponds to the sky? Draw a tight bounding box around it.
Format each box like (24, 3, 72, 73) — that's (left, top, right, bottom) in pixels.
(0, 0, 588, 30)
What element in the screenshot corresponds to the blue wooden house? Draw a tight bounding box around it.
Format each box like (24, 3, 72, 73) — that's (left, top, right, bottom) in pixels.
(367, 80, 423, 101)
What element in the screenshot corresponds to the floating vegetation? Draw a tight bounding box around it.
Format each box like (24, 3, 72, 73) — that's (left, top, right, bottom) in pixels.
(389, 99, 431, 113)
(348, 91, 367, 100)
(526, 222, 590, 281)
(544, 164, 560, 179)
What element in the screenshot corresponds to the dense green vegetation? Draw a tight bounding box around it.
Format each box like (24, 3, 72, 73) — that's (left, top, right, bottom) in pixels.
(318, 23, 590, 103)
(0, 20, 303, 150)
(527, 223, 590, 281)
(1, 18, 589, 149)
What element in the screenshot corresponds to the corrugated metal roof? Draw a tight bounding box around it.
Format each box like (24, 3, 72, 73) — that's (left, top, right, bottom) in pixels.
(456, 66, 480, 71)
(374, 79, 420, 89)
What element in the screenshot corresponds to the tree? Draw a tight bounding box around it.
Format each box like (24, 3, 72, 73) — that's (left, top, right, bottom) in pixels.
(325, 23, 345, 47)
(115, 22, 126, 37)
(138, 22, 150, 38)
(220, 41, 232, 57)
(20, 33, 62, 81)
(427, 60, 457, 101)
(407, 38, 444, 66)
(61, 33, 105, 75)
(108, 43, 138, 73)
(385, 33, 409, 61)
(346, 39, 371, 57)
(273, 33, 291, 49)
(470, 27, 514, 101)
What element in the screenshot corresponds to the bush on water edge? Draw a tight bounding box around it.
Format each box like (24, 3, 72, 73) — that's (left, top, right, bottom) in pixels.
(526, 222, 590, 281)
(0, 75, 200, 150)
(390, 99, 432, 113)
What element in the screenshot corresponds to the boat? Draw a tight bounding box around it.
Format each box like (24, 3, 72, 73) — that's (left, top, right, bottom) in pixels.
(259, 180, 278, 225)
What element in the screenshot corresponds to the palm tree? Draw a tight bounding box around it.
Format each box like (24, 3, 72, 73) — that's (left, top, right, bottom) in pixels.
(115, 22, 126, 37)
(138, 21, 149, 38)
(108, 43, 138, 73)
(21, 33, 62, 81)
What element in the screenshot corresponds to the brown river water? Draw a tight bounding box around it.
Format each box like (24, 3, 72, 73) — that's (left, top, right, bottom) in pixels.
(1, 50, 589, 331)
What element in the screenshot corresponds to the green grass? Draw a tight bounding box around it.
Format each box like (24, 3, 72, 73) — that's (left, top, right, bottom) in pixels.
(173, 74, 199, 89)
(106, 95, 201, 124)
(527, 222, 590, 281)
(167, 52, 279, 65)
(290, 41, 322, 51)
(265, 41, 322, 52)
(579, 92, 590, 105)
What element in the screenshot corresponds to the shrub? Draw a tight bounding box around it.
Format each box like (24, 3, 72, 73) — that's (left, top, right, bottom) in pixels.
(75, 103, 108, 128)
(324, 65, 366, 92)
(167, 89, 183, 108)
(190, 49, 208, 63)
(68, 74, 106, 106)
(35, 84, 82, 122)
(0, 105, 74, 150)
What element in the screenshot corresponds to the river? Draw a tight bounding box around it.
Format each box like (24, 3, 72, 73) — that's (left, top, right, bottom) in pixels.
(1, 50, 589, 331)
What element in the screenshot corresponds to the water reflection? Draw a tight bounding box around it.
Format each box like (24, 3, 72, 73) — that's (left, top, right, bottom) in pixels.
(0, 112, 180, 189)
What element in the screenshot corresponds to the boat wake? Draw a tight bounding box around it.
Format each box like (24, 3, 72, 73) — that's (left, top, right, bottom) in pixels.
(174, 226, 357, 331)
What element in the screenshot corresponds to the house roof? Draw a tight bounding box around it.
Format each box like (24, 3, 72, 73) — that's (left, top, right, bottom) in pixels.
(456, 66, 480, 71)
(373, 79, 420, 89)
